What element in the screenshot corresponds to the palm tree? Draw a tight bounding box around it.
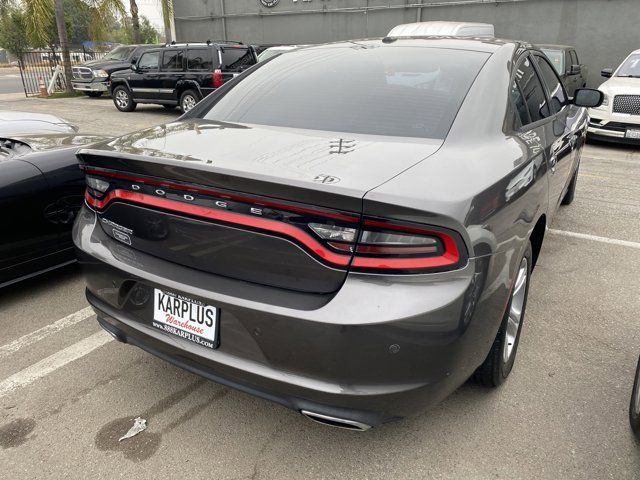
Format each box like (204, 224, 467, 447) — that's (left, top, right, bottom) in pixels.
(23, 0, 126, 93)
(129, 0, 141, 43)
(53, 0, 73, 92)
(129, 0, 173, 44)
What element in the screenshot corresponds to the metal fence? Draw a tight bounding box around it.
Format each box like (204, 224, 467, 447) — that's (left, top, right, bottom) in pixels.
(17, 47, 107, 96)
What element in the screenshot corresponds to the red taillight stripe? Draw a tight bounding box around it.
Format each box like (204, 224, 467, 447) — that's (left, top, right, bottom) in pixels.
(83, 172, 465, 273)
(355, 245, 439, 255)
(85, 190, 352, 267)
(351, 250, 459, 270)
(84, 168, 359, 223)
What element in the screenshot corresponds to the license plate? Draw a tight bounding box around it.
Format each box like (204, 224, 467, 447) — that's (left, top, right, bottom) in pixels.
(625, 129, 640, 139)
(152, 289, 218, 349)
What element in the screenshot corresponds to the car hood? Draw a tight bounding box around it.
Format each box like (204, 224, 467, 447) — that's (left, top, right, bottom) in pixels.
(89, 119, 443, 198)
(598, 77, 640, 95)
(79, 59, 125, 68)
(8, 133, 112, 152)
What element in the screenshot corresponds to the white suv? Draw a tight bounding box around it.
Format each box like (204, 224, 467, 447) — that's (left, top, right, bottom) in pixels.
(588, 49, 640, 143)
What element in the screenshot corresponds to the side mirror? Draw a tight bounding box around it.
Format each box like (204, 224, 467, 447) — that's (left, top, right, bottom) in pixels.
(570, 64, 582, 75)
(573, 88, 604, 108)
(130, 64, 138, 72)
(601, 68, 613, 78)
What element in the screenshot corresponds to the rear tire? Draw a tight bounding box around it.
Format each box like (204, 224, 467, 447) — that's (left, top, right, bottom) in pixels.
(561, 167, 578, 205)
(473, 241, 532, 387)
(83, 91, 103, 98)
(179, 89, 199, 113)
(630, 357, 640, 439)
(112, 86, 136, 112)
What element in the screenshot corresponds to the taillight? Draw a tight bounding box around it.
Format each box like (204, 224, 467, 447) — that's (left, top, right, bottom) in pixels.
(309, 218, 464, 273)
(212, 69, 224, 88)
(85, 175, 110, 198)
(83, 169, 466, 274)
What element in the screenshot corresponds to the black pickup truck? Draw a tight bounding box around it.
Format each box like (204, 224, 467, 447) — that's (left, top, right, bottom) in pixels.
(538, 44, 588, 96)
(71, 44, 159, 97)
(109, 41, 257, 113)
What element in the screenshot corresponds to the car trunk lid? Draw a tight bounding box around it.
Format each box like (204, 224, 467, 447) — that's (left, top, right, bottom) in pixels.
(78, 120, 442, 293)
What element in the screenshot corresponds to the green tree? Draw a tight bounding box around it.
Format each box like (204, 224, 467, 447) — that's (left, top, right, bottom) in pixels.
(23, 0, 126, 92)
(139, 16, 160, 44)
(0, 7, 30, 62)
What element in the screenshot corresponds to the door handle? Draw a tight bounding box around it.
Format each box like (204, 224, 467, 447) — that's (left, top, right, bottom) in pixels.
(549, 155, 557, 173)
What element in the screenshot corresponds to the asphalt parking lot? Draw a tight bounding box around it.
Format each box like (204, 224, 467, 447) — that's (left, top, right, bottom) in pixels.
(0, 68, 23, 95)
(0, 94, 639, 479)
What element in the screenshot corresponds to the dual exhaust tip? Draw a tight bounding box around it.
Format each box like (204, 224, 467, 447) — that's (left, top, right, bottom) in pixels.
(300, 410, 372, 431)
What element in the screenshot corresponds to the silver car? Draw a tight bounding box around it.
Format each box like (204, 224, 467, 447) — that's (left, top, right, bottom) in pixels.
(74, 36, 602, 430)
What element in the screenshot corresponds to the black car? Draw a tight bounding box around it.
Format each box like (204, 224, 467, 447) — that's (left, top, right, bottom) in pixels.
(71, 44, 159, 97)
(0, 133, 109, 287)
(109, 41, 258, 113)
(538, 44, 588, 96)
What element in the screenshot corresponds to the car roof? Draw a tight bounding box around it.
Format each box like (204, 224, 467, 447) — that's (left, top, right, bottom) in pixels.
(302, 37, 521, 54)
(388, 21, 495, 38)
(164, 41, 248, 49)
(536, 44, 575, 51)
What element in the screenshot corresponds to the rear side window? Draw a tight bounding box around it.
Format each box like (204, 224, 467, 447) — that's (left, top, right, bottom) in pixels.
(187, 49, 214, 71)
(138, 51, 159, 72)
(162, 50, 184, 71)
(534, 56, 568, 113)
(220, 47, 254, 71)
(202, 46, 489, 139)
(514, 57, 550, 123)
(510, 80, 531, 129)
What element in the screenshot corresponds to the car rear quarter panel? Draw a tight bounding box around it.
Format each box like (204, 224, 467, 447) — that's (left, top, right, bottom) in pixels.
(364, 44, 550, 359)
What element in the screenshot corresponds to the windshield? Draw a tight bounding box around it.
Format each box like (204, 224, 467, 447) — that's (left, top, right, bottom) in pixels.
(202, 45, 489, 139)
(541, 49, 564, 75)
(617, 53, 640, 78)
(104, 46, 136, 61)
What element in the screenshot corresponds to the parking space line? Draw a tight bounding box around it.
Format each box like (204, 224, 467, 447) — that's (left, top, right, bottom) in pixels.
(0, 306, 95, 360)
(0, 331, 113, 399)
(548, 229, 640, 250)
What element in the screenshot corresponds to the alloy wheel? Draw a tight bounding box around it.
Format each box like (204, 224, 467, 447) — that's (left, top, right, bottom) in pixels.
(503, 257, 528, 364)
(115, 90, 129, 109)
(182, 95, 197, 112)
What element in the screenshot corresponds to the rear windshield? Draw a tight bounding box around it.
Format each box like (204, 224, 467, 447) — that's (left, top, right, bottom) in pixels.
(220, 47, 254, 71)
(202, 45, 488, 139)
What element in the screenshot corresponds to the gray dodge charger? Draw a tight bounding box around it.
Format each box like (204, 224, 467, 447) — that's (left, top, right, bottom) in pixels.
(73, 36, 602, 430)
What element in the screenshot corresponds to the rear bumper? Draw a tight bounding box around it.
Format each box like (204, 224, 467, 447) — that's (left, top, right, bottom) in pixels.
(72, 81, 109, 92)
(74, 206, 507, 425)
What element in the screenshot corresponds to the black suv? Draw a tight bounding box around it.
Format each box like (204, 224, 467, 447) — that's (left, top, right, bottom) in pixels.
(71, 44, 159, 97)
(109, 41, 258, 113)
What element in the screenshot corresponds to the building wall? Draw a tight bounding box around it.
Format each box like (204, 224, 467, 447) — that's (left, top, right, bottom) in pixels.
(174, 0, 639, 87)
